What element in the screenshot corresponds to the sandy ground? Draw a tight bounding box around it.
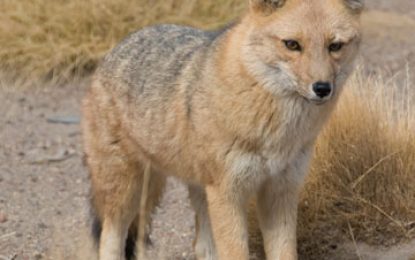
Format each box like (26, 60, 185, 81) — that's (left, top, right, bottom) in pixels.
(1, 1, 415, 260)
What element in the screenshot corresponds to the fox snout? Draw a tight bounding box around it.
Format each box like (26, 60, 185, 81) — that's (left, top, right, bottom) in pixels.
(307, 81, 334, 104)
(312, 81, 332, 98)
(312, 82, 332, 98)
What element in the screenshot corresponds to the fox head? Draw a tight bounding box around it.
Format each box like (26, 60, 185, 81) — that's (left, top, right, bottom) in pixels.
(240, 0, 363, 104)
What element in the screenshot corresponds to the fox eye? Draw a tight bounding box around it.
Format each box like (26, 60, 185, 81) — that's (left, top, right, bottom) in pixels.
(283, 40, 302, 52)
(329, 42, 344, 52)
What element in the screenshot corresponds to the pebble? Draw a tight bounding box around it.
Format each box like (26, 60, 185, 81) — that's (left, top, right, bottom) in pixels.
(34, 252, 43, 259)
(0, 212, 7, 223)
(38, 222, 48, 229)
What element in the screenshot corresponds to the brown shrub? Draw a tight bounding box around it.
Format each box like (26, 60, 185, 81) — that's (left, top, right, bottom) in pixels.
(0, 0, 245, 85)
(298, 71, 415, 258)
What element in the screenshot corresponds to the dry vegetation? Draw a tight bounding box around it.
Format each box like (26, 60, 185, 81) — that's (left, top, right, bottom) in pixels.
(0, 0, 245, 85)
(1, 0, 415, 259)
(298, 71, 415, 258)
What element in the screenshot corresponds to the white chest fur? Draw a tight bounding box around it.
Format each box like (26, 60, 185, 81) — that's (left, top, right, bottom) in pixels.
(226, 99, 325, 190)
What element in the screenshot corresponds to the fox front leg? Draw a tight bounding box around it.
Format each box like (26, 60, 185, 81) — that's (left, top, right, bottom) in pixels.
(257, 150, 312, 260)
(206, 184, 250, 260)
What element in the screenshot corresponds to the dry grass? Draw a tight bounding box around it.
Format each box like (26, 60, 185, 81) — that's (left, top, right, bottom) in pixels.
(298, 70, 415, 258)
(0, 0, 245, 86)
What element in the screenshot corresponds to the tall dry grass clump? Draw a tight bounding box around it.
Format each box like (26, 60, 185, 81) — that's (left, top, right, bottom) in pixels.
(0, 0, 245, 85)
(298, 71, 415, 258)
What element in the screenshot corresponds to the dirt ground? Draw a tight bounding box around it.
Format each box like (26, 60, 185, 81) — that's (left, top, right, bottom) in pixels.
(1, 1, 415, 260)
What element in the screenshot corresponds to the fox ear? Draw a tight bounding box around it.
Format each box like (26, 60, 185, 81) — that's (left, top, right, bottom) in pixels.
(249, 0, 287, 15)
(344, 0, 364, 13)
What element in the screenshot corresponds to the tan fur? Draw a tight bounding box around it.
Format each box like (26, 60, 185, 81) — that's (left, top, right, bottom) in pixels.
(82, 0, 362, 259)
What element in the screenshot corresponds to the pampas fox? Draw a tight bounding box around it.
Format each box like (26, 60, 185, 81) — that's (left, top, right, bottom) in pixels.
(82, 0, 363, 259)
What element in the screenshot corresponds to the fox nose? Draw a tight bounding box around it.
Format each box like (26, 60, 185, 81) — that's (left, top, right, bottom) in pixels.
(312, 82, 332, 98)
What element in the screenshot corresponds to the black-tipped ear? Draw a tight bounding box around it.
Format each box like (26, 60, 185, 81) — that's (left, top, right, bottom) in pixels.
(344, 0, 364, 13)
(250, 0, 287, 15)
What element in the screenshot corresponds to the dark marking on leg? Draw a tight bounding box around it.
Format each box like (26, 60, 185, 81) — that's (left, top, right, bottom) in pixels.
(90, 206, 102, 248)
(125, 228, 137, 260)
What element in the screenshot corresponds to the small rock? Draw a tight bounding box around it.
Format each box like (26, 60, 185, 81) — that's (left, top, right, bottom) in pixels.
(329, 244, 338, 250)
(34, 252, 43, 260)
(47, 115, 80, 125)
(0, 212, 8, 223)
(38, 222, 48, 229)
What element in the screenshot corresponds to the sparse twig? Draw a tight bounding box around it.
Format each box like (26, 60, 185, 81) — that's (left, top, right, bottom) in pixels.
(347, 222, 362, 260)
(30, 149, 75, 164)
(0, 232, 15, 241)
(138, 162, 151, 260)
(351, 151, 400, 190)
(0, 253, 17, 260)
(356, 197, 407, 234)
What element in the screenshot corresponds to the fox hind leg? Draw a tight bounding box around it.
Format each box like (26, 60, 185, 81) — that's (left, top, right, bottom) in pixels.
(132, 168, 166, 259)
(89, 153, 146, 259)
(92, 162, 166, 260)
(188, 185, 217, 260)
